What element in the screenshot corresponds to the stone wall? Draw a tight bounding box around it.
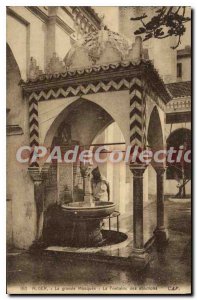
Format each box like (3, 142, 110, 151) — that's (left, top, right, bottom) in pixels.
(7, 45, 36, 249)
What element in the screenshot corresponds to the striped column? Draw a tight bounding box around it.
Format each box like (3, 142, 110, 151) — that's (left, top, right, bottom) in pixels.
(29, 95, 39, 167)
(129, 78, 150, 264)
(129, 78, 146, 149)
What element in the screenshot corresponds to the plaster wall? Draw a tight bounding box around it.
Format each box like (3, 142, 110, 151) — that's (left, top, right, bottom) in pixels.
(94, 7, 119, 32)
(7, 14, 28, 80)
(7, 45, 37, 249)
(55, 26, 71, 61)
(7, 7, 47, 79)
(7, 136, 36, 249)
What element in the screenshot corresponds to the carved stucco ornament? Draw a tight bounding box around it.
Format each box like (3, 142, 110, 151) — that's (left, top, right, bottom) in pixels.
(64, 22, 143, 69)
(28, 57, 43, 80)
(45, 52, 66, 74)
(27, 16, 144, 80)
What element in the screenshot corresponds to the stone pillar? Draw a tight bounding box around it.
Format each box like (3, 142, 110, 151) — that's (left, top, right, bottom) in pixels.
(131, 164, 146, 250)
(130, 164, 150, 266)
(154, 167, 169, 244)
(46, 7, 58, 63)
(28, 167, 45, 248)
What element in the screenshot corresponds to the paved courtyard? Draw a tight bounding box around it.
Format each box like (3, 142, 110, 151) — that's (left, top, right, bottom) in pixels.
(7, 198, 191, 294)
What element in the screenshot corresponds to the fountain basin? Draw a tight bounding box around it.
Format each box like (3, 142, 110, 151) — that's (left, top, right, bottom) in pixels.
(61, 201, 115, 218)
(60, 201, 116, 247)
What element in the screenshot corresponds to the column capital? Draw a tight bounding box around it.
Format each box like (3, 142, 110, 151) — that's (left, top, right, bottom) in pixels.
(129, 163, 147, 177)
(80, 163, 92, 177)
(28, 167, 43, 186)
(155, 166, 166, 176)
(40, 163, 51, 180)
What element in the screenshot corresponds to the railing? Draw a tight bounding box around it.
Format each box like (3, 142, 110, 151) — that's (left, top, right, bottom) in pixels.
(166, 98, 191, 112)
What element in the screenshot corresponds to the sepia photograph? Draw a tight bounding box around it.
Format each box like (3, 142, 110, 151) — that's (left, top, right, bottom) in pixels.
(6, 5, 191, 295)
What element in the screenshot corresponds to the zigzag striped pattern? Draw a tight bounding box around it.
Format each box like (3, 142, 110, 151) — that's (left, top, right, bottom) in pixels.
(29, 98, 39, 167)
(29, 79, 131, 101)
(142, 84, 147, 147)
(129, 78, 146, 148)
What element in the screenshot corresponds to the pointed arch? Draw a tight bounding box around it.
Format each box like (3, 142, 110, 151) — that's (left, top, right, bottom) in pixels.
(44, 97, 121, 148)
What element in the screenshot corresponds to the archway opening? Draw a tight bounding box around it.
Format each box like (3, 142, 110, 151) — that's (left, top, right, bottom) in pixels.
(44, 98, 127, 209)
(144, 106, 165, 243)
(43, 97, 130, 246)
(147, 106, 164, 157)
(166, 128, 191, 197)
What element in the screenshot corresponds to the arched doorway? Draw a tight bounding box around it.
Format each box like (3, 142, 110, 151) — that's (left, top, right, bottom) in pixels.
(42, 97, 129, 245)
(147, 106, 164, 158)
(145, 106, 165, 243)
(147, 105, 165, 199)
(166, 128, 191, 197)
(43, 98, 126, 210)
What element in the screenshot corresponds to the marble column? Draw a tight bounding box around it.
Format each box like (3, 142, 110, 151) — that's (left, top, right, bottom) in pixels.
(130, 164, 146, 250)
(154, 167, 169, 244)
(130, 164, 150, 266)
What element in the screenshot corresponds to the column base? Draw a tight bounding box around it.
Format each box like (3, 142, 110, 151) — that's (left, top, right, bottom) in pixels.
(154, 227, 169, 245)
(131, 248, 151, 269)
(29, 238, 46, 251)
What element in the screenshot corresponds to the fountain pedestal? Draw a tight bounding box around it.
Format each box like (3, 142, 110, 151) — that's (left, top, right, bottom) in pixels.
(61, 201, 115, 247)
(70, 218, 103, 247)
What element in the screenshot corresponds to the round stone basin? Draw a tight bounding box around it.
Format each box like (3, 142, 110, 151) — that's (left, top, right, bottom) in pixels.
(61, 201, 115, 219)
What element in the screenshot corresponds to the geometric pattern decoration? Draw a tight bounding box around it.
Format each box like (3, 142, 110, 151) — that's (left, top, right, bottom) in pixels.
(129, 77, 146, 148)
(141, 82, 147, 148)
(28, 79, 131, 102)
(26, 74, 168, 167)
(26, 61, 135, 82)
(23, 59, 171, 104)
(29, 97, 39, 167)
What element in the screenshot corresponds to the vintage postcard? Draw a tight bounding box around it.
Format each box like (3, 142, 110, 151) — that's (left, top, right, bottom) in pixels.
(7, 6, 191, 294)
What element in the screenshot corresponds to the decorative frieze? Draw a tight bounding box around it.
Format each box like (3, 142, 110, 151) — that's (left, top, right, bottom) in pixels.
(23, 59, 171, 105)
(26, 78, 131, 102)
(166, 98, 191, 113)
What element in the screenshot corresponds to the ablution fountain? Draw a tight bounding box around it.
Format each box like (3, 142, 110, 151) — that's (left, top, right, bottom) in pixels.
(60, 163, 116, 247)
